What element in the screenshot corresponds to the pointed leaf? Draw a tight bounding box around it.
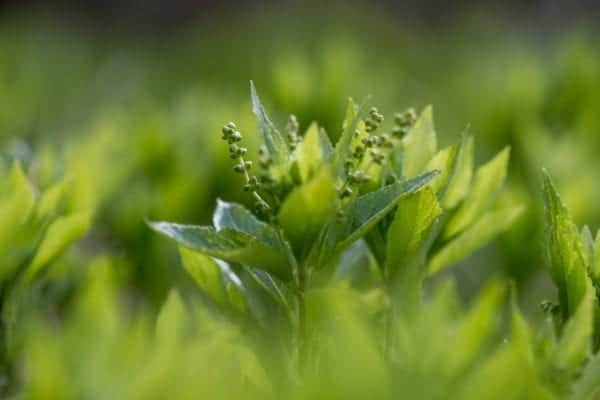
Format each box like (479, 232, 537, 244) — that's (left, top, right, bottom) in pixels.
(428, 205, 524, 276)
(425, 145, 458, 196)
(444, 147, 510, 238)
(294, 122, 327, 182)
(445, 281, 505, 376)
(542, 170, 588, 319)
(402, 105, 438, 178)
(213, 199, 285, 253)
(591, 230, 600, 284)
(386, 187, 441, 280)
(26, 211, 93, 282)
(336, 170, 440, 250)
(278, 167, 337, 257)
(250, 81, 289, 165)
(553, 279, 594, 369)
(149, 222, 291, 279)
(179, 246, 246, 313)
(243, 266, 295, 320)
(443, 134, 474, 209)
(156, 290, 187, 345)
(333, 98, 361, 181)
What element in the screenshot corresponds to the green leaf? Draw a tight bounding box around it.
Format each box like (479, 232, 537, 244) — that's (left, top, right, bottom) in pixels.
(386, 187, 441, 280)
(444, 147, 510, 238)
(333, 98, 360, 181)
(542, 170, 589, 319)
(333, 240, 381, 289)
(278, 167, 337, 258)
(402, 105, 438, 179)
(318, 126, 334, 157)
(445, 280, 505, 376)
(443, 134, 474, 209)
(242, 266, 295, 321)
(250, 81, 289, 166)
(591, 230, 600, 284)
(156, 290, 187, 345)
(35, 179, 67, 220)
(179, 246, 246, 313)
(26, 210, 93, 282)
(294, 122, 327, 182)
(336, 170, 440, 251)
(425, 145, 458, 196)
(553, 278, 594, 369)
(428, 205, 524, 276)
(573, 354, 600, 400)
(581, 226, 595, 270)
(149, 222, 291, 280)
(213, 199, 285, 254)
(0, 163, 35, 238)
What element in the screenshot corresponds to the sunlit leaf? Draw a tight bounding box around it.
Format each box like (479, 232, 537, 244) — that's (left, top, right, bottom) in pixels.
(428, 205, 523, 276)
(444, 147, 510, 238)
(402, 106, 437, 179)
(542, 170, 588, 319)
(250, 81, 289, 166)
(26, 210, 93, 282)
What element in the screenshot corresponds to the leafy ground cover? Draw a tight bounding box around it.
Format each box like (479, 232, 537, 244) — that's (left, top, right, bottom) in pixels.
(2, 6, 600, 398)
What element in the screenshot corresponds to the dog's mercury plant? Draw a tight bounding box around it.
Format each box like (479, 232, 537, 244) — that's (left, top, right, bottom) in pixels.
(149, 82, 523, 372)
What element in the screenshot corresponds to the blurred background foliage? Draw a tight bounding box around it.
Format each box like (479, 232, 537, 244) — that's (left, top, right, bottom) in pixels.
(1, 1, 600, 318)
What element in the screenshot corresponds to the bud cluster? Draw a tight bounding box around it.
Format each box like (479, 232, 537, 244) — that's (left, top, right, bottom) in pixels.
(286, 115, 301, 151)
(222, 122, 272, 216)
(391, 108, 417, 139)
(336, 106, 418, 222)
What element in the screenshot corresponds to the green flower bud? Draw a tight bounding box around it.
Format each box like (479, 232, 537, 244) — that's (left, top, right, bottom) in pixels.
(244, 161, 253, 170)
(404, 108, 417, 123)
(233, 164, 245, 173)
(230, 131, 242, 143)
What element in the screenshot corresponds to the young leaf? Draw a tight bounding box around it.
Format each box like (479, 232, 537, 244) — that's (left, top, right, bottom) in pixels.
(553, 279, 594, 370)
(213, 199, 286, 254)
(242, 266, 295, 321)
(428, 205, 524, 276)
(386, 187, 441, 280)
(149, 222, 291, 279)
(156, 290, 188, 345)
(542, 170, 588, 319)
(572, 354, 600, 400)
(250, 81, 289, 165)
(402, 106, 438, 179)
(294, 122, 327, 182)
(425, 145, 458, 196)
(443, 147, 510, 238)
(591, 230, 600, 284)
(333, 98, 360, 181)
(26, 210, 93, 282)
(0, 162, 36, 237)
(278, 167, 337, 257)
(179, 246, 246, 313)
(443, 134, 474, 209)
(336, 170, 440, 251)
(445, 280, 505, 377)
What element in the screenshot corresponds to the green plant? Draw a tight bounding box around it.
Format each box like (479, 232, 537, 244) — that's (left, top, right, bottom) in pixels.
(0, 161, 92, 385)
(150, 84, 520, 377)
